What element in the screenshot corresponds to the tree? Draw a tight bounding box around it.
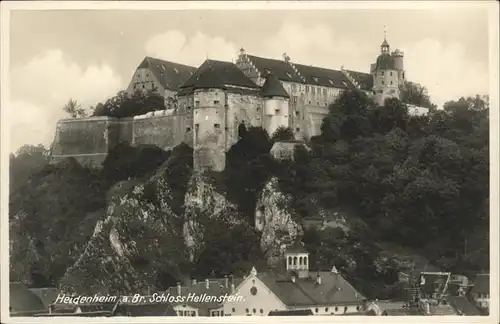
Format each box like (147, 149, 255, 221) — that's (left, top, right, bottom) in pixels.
(271, 126, 295, 142)
(63, 99, 88, 118)
(399, 81, 437, 110)
(9, 144, 50, 191)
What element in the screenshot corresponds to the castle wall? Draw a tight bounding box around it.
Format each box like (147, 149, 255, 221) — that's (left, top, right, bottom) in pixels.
(51, 116, 119, 168)
(226, 92, 263, 147)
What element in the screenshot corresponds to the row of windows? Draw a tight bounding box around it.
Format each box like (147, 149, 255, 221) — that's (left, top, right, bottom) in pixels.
(379, 71, 405, 78)
(210, 310, 224, 316)
(245, 308, 264, 314)
(177, 310, 197, 316)
(313, 306, 361, 313)
(288, 256, 308, 266)
(186, 123, 223, 133)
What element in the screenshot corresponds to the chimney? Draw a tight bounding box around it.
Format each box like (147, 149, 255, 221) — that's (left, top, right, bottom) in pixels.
(291, 275, 296, 283)
(205, 279, 209, 289)
(177, 282, 181, 295)
(192, 278, 197, 285)
(224, 275, 229, 289)
(316, 273, 322, 285)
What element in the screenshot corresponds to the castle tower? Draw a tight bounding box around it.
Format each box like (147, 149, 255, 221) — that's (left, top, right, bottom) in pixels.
(371, 32, 401, 106)
(180, 60, 228, 172)
(260, 73, 290, 137)
(285, 243, 309, 279)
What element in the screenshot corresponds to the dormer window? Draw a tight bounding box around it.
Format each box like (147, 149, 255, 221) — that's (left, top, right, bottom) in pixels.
(313, 77, 319, 83)
(341, 81, 347, 87)
(286, 72, 293, 78)
(264, 68, 271, 75)
(174, 68, 179, 74)
(328, 79, 334, 85)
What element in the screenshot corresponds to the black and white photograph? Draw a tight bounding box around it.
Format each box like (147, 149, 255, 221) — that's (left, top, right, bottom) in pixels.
(1, 1, 498, 322)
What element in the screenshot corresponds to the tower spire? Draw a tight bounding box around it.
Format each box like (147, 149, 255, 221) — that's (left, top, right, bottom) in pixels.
(384, 25, 387, 41)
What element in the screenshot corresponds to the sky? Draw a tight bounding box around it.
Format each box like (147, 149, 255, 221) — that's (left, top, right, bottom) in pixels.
(6, 4, 493, 152)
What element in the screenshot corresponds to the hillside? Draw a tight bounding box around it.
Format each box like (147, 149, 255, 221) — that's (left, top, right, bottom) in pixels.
(9, 90, 489, 300)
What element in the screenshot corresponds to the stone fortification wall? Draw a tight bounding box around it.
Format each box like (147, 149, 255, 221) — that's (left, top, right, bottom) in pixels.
(50, 110, 191, 168)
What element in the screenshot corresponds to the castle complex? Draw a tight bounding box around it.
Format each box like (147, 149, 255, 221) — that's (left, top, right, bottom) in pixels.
(51, 36, 429, 170)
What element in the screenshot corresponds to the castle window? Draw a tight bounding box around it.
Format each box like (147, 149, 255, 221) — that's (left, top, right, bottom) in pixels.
(214, 100, 220, 105)
(390, 81, 393, 85)
(299, 257, 302, 265)
(295, 111, 299, 117)
(325, 308, 329, 312)
(186, 127, 191, 132)
(323, 88, 327, 95)
(275, 109, 280, 114)
(381, 71, 384, 76)
(317, 101, 319, 105)
(390, 71, 393, 76)
(293, 257, 297, 265)
(402, 72, 405, 78)
(142, 84, 145, 89)
(381, 81, 385, 85)
(296, 127, 300, 132)
(306, 86, 310, 93)
(195, 100, 200, 106)
(335, 307, 338, 312)
(186, 106, 192, 112)
(288, 256, 292, 266)
(311, 88, 315, 94)
(315, 308, 319, 313)
(214, 123, 220, 129)
(304, 256, 308, 265)
(308, 101, 311, 104)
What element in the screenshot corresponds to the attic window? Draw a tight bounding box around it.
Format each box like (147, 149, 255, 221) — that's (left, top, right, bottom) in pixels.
(174, 68, 179, 74)
(341, 81, 347, 87)
(286, 72, 293, 78)
(328, 79, 334, 85)
(264, 68, 271, 75)
(313, 77, 319, 83)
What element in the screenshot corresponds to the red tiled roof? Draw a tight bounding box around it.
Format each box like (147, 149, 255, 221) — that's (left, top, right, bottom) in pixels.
(344, 70, 374, 91)
(10, 283, 47, 314)
(246, 55, 304, 83)
(261, 73, 290, 98)
(471, 274, 489, 295)
(257, 271, 364, 307)
(138, 57, 197, 91)
(181, 59, 259, 90)
(292, 63, 353, 89)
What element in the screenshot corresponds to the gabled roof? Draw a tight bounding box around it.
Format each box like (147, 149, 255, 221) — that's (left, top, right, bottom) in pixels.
(447, 296, 481, 315)
(138, 56, 197, 91)
(164, 278, 244, 315)
(471, 274, 489, 294)
(245, 55, 304, 83)
(261, 73, 290, 98)
(293, 63, 353, 89)
(10, 283, 47, 314)
(29, 287, 60, 308)
(181, 59, 259, 90)
(344, 70, 374, 90)
(257, 271, 364, 307)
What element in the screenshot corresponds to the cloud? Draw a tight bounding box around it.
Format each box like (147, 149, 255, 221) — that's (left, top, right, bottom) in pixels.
(401, 39, 488, 108)
(9, 50, 122, 152)
(144, 22, 488, 109)
(145, 30, 238, 67)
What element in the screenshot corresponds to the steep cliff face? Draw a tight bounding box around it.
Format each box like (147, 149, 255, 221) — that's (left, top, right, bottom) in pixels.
(183, 171, 246, 262)
(255, 177, 303, 265)
(60, 164, 186, 294)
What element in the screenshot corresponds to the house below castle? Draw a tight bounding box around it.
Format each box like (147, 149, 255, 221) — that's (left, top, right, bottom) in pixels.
(50, 36, 429, 171)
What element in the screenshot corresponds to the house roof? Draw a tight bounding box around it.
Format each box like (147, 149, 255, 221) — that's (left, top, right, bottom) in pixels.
(261, 73, 290, 98)
(181, 59, 259, 90)
(245, 55, 304, 83)
(375, 54, 396, 70)
(10, 283, 47, 314)
(292, 63, 353, 89)
(447, 296, 481, 315)
(344, 70, 374, 90)
(29, 287, 59, 308)
(257, 271, 364, 307)
(471, 274, 489, 294)
(164, 277, 244, 315)
(138, 56, 197, 91)
(269, 309, 313, 316)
